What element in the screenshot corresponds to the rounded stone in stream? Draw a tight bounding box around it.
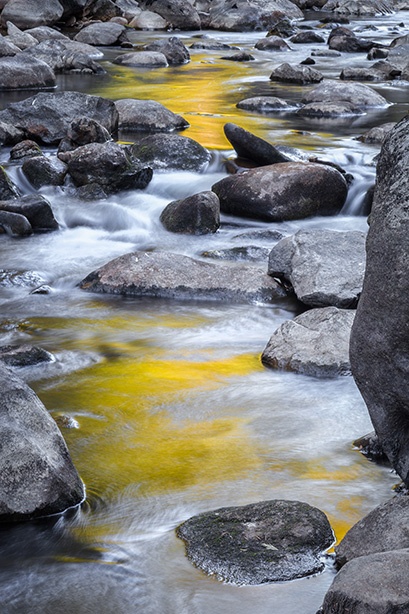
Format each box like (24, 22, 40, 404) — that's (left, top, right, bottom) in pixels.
(270, 63, 324, 85)
(223, 123, 291, 166)
(160, 191, 220, 234)
(237, 96, 299, 113)
(115, 98, 189, 133)
(176, 500, 334, 584)
(129, 134, 210, 171)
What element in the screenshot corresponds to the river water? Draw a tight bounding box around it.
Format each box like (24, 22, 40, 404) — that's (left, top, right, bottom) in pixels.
(0, 11, 408, 613)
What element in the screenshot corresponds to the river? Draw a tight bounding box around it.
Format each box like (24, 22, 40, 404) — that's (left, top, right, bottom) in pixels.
(0, 10, 408, 613)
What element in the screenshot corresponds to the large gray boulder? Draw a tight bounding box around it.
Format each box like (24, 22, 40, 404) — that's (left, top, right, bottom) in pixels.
(115, 99, 189, 133)
(74, 22, 127, 46)
(24, 39, 105, 74)
(207, 0, 302, 31)
(322, 0, 395, 14)
(212, 162, 348, 222)
(268, 229, 366, 308)
(79, 251, 286, 303)
(270, 63, 324, 84)
(129, 134, 210, 171)
(0, 54, 56, 90)
(261, 307, 355, 378)
(176, 500, 334, 584)
(160, 191, 220, 234)
(0, 364, 84, 522)
(0, 92, 118, 144)
(350, 116, 409, 486)
(141, 0, 201, 29)
(1, 0, 64, 29)
(299, 80, 389, 117)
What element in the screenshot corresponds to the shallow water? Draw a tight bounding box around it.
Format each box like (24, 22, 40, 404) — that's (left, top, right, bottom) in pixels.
(0, 10, 408, 613)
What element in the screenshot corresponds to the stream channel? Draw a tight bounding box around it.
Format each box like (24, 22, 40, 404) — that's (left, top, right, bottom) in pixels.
(1, 10, 409, 613)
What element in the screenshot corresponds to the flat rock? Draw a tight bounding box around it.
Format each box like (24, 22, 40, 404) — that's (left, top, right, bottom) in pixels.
(176, 499, 334, 584)
(268, 229, 366, 308)
(261, 307, 355, 378)
(113, 51, 168, 67)
(129, 134, 210, 171)
(300, 80, 389, 111)
(115, 99, 188, 132)
(202, 246, 270, 262)
(0, 54, 55, 90)
(79, 251, 286, 303)
(237, 96, 300, 113)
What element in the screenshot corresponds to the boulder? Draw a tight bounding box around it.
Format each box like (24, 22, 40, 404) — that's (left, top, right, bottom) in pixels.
(116, 0, 142, 19)
(130, 11, 168, 30)
(0, 210, 32, 237)
(24, 39, 106, 74)
(176, 500, 334, 584)
(0, 364, 84, 521)
(220, 51, 255, 61)
(73, 22, 126, 46)
(266, 15, 297, 37)
(255, 35, 291, 51)
(84, 0, 120, 20)
(129, 134, 210, 171)
(212, 162, 348, 222)
(356, 122, 395, 144)
(115, 99, 188, 133)
(236, 96, 300, 113)
(5, 22, 38, 50)
(0, 344, 54, 367)
(143, 36, 190, 65)
(24, 26, 69, 42)
(141, 0, 201, 29)
(207, 0, 302, 31)
(0, 120, 23, 146)
(0, 34, 20, 56)
(58, 141, 152, 194)
(268, 229, 366, 308)
(1, 0, 64, 29)
(61, 116, 112, 150)
(261, 307, 355, 378)
(0, 92, 118, 144)
(113, 51, 168, 67)
(270, 62, 324, 84)
(223, 123, 291, 166)
(0, 54, 56, 90)
(349, 116, 409, 486)
(160, 191, 220, 234)
(321, 0, 395, 15)
(79, 251, 286, 303)
(328, 26, 376, 52)
(0, 166, 21, 200)
(340, 61, 399, 81)
(10, 140, 42, 160)
(0, 194, 59, 232)
(290, 31, 325, 43)
(22, 155, 67, 189)
(298, 80, 389, 117)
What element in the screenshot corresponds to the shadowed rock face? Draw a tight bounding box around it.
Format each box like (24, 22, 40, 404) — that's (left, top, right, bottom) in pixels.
(350, 116, 409, 486)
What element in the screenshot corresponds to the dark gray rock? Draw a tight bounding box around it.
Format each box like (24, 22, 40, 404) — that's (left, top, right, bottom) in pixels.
(356, 122, 396, 144)
(261, 307, 355, 378)
(0, 54, 56, 90)
(0, 33, 20, 56)
(160, 191, 220, 234)
(223, 123, 291, 166)
(352, 431, 388, 464)
(0, 344, 54, 367)
(255, 35, 291, 51)
(0, 166, 21, 200)
(320, 550, 409, 613)
(212, 162, 347, 222)
(84, 0, 120, 20)
(299, 80, 389, 116)
(0, 364, 84, 521)
(10, 140, 42, 160)
(328, 26, 377, 52)
(113, 50, 168, 67)
(0, 210, 32, 237)
(322, 0, 395, 15)
(143, 37, 190, 65)
(220, 50, 255, 61)
(1, 0, 64, 29)
(0, 92, 118, 145)
(24, 39, 106, 74)
(270, 62, 323, 84)
(74, 22, 126, 46)
(115, 99, 189, 132)
(350, 116, 409, 486)
(0, 194, 59, 232)
(24, 26, 69, 42)
(141, 0, 201, 29)
(236, 96, 300, 113)
(63, 116, 112, 150)
(129, 134, 210, 171)
(290, 31, 325, 44)
(267, 15, 297, 37)
(207, 0, 302, 31)
(176, 499, 334, 584)
(79, 250, 286, 303)
(340, 61, 400, 81)
(0, 121, 25, 146)
(202, 245, 270, 262)
(190, 38, 238, 50)
(268, 229, 366, 308)
(22, 155, 67, 189)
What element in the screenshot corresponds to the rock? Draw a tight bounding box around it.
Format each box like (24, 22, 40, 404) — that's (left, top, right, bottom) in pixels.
(58, 141, 152, 194)
(298, 80, 389, 117)
(202, 246, 270, 262)
(233, 228, 285, 241)
(356, 122, 396, 144)
(176, 499, 334, 584)
(290, 31, 325, 43)
(1, 0, 63, 29)
(220, 51, 255, 61)
(255, 35, 291, 51)
(270, 63, 324, 84)
(0, 122, 24, 146)
(190, 37, 238, 50)
(207, 0, 303, 31)
(59, 0, 88, 19)
(236, 96, 300, 113)
(143, 36, 190, 65)
(353, 430, 388, 463)
(141, 0, 201, 30)
(10, 140, 42, 160)
(0, 344, 54, 367)
(5, 22, 38, 49)
(115, 0, 141, 19)
(115, 98, 188, 133)
(267, 15, 297, 37)
(349, 116, 409, 486)
(84, 0, 120, 20)
(129, 10, 168, 30)
(0, 54, 56, 90)
(160, 191, 220, 234)
(212, 162, 347, 222)
(340, 61, 399, 81)
(0, 194, 59, 232)
(24, 26, 69, 42)
(24, 39, 106, 74)
(0, 92, 118, 145)
(321, 0, 395, 15)
(311, 48, 341, 57)
(261, 307, 355, 378)
(22, 155, 67, 189)
(0, 33, 20, 56)
(328, 26, 377, 52)
(268, 229, 366, 308)
(74, 22, 126, 46)
(223, 123, 291, 166)
(65, 116, 112, 147)
(129, 134, 210, 171)
(0, 364, 84, 521)
(0, 167, 21, 200)
(113, 50, 168, 67)
(320, 550, 409, 613)
(79, 250, 286, 303)
(0, 210, 32, 237)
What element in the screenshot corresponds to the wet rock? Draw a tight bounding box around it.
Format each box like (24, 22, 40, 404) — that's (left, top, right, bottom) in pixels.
(261, 307, 355, 378)
(79, 250, 286, 303)
(255, 35, 291, 51)
(130, 11, 168, 30)
(0, 92, 118, 145)
(340, 61, 400, 81)
(141, 0, 201, 30)
(350, 116, 409, 486)
(24, 39, 106, 74)
(311, 48, 341, 57)
(224, 123, 291, 166)
(321, 0, 395, 15)
(10, 140, 42, 160)
(0, 122, 24, 147)
(236, 96, 300, 113)
(115, 99, 188, 133)
(5, 22, 38, 50)
(290, 31, 325, 44)
(353, 431, 388, 464)
(74, 22, 126, 46)
(22, 155, 68, 189)
(160, 191, 220, 234)
(59, 141, 152, 194)
(328, 26, 377, 52)
(0, 167, 21, 200)
(221, 51, 255, 61)
(0, 210, 32, 237)
(0, 54, 56, 90)
(143, 37, 190, 65)
(233, 228, 285, 242)
(212, 162, 347, 222)
(190, 37, 238, 50)
(113, 51, 168, 67)
(0, 344, 54, 367)
(176, 499, 334, 584)
(356, 122, 396, 144)
(0, 194, 59, 232)
(207, 0, 302, 31)
(1, 0, 64, 29)
(0, 364, 84, 522)
(129, 134, 210, 171)
(0, 34, 20, 56)
(298, 80, 388, 116)
(270, 62, 323, 84)
(202, 245, 270, 262)
(116, 0, 141, 19)
(268, 229, 366, 308)
(320, 550, 409, 613)
(267, 15, 297, 37)
(64, 116, 112, 149)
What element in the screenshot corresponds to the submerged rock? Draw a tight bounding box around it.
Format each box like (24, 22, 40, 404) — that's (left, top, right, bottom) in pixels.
(237, 96, 299, 113)
(202, 245, 270, 262)
(115, 99, 189, 133)
(176, 499, 334, 584)
(160, 191, 220, 234)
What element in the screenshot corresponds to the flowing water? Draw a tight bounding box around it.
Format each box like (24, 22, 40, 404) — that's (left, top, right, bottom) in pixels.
(1, 11, 409, 613)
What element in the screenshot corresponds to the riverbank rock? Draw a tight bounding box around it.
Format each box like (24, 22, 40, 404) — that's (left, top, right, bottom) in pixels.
(0, 92, 118, 145)
(176, 499, 334, 584)
(322, 0, 395, 15)
(142, 0, 201, 30)
(160, 191, 220, 234)
(212, 162, 347, 222)
(261, 307, 354, 378)
(206, 0, 302, 31)
(74, 22, 126, 46)
(143, 36, 190, 65)
(1, 0, 64, 29)
(79, 251, 286, 303)
(0, 53, 56, 90)
(298, 80, 389, 117)
(129, 134, 210, 171)
(350, 116, 409, 487)
(224, 123, 291, 166)
(270, 62, 323, 84)
(268, 229, 366, 308)
(0, 364, 84, 522)
(115, 99, 188, 133)
(25, 39, 106, 74)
